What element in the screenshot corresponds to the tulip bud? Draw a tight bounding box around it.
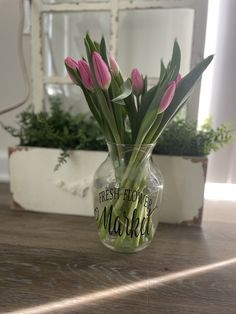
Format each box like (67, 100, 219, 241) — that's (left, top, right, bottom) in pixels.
(175, 73, 182, 86)
(65, 56, 78, 70)
(64, 57, 79, 84)
(131, 68, 144, 96)
(77, 60, 94, 91)
(109, 54, 120, 75)
(92, 52, 111, 90)
(159, 81, 176, 113)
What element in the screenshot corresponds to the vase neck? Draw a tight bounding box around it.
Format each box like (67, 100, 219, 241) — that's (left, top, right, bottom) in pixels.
(107, 143, 155, 170)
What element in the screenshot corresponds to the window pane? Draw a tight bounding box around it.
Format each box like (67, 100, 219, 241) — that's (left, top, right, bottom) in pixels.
(43, 11, 111, 76)
(117, 9, 194, 78)
(45, 84, 90, 113)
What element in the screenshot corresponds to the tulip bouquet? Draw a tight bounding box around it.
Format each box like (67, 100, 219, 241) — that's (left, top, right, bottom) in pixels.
(65, 34, 213, 251)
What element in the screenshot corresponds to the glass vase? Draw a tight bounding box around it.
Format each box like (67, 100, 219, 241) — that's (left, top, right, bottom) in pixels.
(93, 143, 163, 253)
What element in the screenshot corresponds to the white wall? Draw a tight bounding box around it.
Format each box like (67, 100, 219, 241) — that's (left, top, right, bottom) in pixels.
(0, 0, 31, 181)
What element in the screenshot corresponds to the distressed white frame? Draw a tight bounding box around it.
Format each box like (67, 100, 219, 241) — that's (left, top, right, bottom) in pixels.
(31, 0, 208, 120)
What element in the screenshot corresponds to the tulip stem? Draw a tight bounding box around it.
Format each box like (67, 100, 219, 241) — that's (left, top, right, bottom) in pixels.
(136, 95, 141, 111)
(104, 90, 112, 112)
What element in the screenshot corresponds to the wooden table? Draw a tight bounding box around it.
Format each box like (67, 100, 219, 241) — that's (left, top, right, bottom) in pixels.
(0, 183, 236, 314)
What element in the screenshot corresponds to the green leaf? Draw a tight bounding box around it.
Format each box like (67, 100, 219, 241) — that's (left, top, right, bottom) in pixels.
(94, 41, 101, 52)
(84, 38, 100, 90)
(82, 88, 102, 126)
(84, 38, 93, 69)
(84, 36, 121, 143)
(137, 42, 181, 124)
(159, 59, 166, 83)
(169, 39, 181, 81)
(143, 76, 148, 95)
(135, 110, 159, 144)
(137, 78, 166, 123)
(111, 98, 126, 106)
(153, 118, 232, 156)
(110, 78, 125, 141)
(116, 71, 124, 86)
(137, 54, 213, 144)
(157, 55, 214, 137)
(85, 33, 98, 53)
(65, 64, 82, 86)
(96, 87, 121, 143)
(140, 84, 158, 107)
(100, 36, 110, 68)
(124, 94, 137, 141)
(112, 79, 132, 104)
(84, 34, 101, 85)
(142, 113, 164, 144)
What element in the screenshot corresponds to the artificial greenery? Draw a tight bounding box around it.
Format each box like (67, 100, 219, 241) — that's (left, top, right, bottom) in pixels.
(0, 98, 106, 170)
(0, 98, 106, 151)
(154, 118, 232, 156)
(1, 99, 232, 165)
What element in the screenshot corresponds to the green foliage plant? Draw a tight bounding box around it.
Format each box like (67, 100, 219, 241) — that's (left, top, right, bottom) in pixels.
(1, 100, 232, 165)
(0, 98, 106, 170)
(154, 118, 233, 156)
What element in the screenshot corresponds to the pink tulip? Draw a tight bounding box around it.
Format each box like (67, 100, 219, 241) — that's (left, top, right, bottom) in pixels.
(92, 52, 111, 90)
(109, 54, 120, 74)
(65, 57, 78, 69)
(131, 68, 144, 96)
(159, 81, 176, 113)
(175, 73, 182, 86)
(77, 60, 94, 91)
(64, 57, 79, 84)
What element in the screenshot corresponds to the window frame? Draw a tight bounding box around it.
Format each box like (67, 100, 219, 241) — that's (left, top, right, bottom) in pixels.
(31, 0, 208, 121)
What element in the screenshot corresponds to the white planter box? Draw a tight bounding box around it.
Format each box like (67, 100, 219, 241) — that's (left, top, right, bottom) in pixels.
(9, 147, 207, 225)
(152, 155, 207, 225)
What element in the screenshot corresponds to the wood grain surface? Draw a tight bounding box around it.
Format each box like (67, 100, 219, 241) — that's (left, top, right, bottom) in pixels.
(0, 183, 236, 314)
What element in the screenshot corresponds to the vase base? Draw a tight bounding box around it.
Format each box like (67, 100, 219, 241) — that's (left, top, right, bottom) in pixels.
(100, 237, 151, 253)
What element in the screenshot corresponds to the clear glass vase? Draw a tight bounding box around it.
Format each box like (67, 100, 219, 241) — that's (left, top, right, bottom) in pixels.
(93, 143, 163, 253)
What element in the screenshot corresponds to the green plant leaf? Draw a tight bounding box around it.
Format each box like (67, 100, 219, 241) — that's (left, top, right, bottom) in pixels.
(84, 36, 121, 143)
(143, 76, 148, 95)
(96, 87, 121, 143)
(153, 118, 232, 156)
(135, 110, 159, 144)
(124, 94, 137, 141)
(110, 77, 125, 141)
(84, 34, 100, 86)
(94, 41, 101, 52)
(137, 42, 181, 126)
(143, 113, 164, 144)
(168, 39, 181, 81)
(137, 54, 213, 145)
(137, 76, 168, 129)
(85, 33, 98, 53)
(157, 55, 214, 135)
(84, 38, 94, 73)
(112, 79, 132, 104)
(82, 88, 102, 126)
(100, 36, 110, 68)
(65, 64, 82, 86)
(159, 59, 166, 83)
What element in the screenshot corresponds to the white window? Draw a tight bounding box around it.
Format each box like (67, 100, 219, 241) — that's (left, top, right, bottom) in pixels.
(31, 0, 208, 120)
